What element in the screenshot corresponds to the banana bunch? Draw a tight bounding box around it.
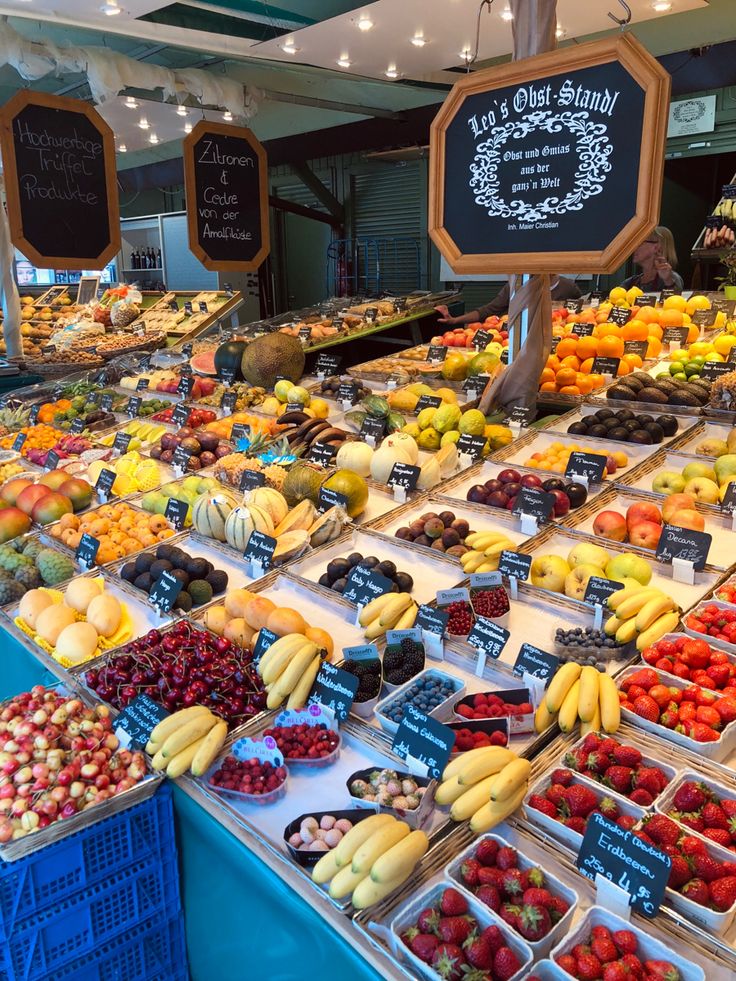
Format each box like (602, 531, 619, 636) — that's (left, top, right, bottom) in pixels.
(605, 585, 680, 651)
(435, 746, 530, 834)
(535, 663, 620, 737)
(460, 532, 517, 575)
(358, 592, 418, 640)
(256, 633, 321, 710)
(312, 813, 428, 909)
(146, 705, 228, 779)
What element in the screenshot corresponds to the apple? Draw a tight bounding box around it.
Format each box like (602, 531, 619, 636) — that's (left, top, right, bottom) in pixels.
(628, 520, 662, 550)
(593, 510, 627, 542)
(668, 508, 706, 533)
(605, 455, 617, 476)
(530, 554, 571, 593)
(651, 471, 687, 496)
(682, 462, 716, 483)
(714, 455, 736, 486)
(661, 492, 697, 523)
(498, 469, 521, 484)
(626, 501, 661, 530)
(567, 541, 610, 570)
(520, 474, 543, 489)
(564, 482, 588, 508)
(683, 477, 720, 505)
(487, 491, 510, 509)
(564, 564, 602, 601)
(550, 490, 571, 517)
(605, 552, 652, 586)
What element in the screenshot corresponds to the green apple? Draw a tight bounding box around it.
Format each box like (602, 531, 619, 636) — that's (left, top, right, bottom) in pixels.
(651, 471, 686, 495)
(605, 552, 652, 586)
(683, 476, 720, 504)
(567, 541, 610, 571)
(530, 554, 570, 593)
(564, 564, 601, 601)
(714, 455, 736, 486)
(671, 349, 689, 363)
(673, 372, 687, 381)
(682, 462, 716, 482)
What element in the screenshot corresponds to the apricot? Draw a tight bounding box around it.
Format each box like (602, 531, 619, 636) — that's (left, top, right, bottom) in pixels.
(58, 513, 79, 531)
(305, 626, 334, 657)
(148, 515, 168, 533)
(241, 594, 275, 630)
(266, 606, 307, 637)
(157, 529, 175, 541)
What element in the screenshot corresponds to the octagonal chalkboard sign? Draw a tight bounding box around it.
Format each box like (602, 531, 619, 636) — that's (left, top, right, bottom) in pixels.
(429, 34, 670, 275)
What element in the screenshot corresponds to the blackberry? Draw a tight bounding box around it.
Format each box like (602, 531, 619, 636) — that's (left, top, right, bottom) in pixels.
(342, 658, 381, 701)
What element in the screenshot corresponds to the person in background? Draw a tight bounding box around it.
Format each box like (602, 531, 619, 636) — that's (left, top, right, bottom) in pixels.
(435, 274, 582, 325)
(622, 226, 684, 293)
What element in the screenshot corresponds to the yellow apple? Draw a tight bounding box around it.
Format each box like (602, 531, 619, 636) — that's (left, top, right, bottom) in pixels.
(530, 555, 570, 593)
(567, 542, 610, 571)
(683, 477, 720, 505)
(605, 552, 652, 586)
(564, 564, 601, 601)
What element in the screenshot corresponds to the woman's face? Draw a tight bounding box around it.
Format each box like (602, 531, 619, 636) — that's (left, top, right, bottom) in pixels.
(633, 237, 660, 265)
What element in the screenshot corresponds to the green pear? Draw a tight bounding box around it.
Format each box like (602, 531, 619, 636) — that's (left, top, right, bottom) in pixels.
(714, 454, 736, 486)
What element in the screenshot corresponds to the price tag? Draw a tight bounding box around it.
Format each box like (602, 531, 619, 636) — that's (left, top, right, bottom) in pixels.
(113, 432, 132, 455)
(456, 434, 486, 462)
(219, 367, 237, 387)
(623, 339, 648, 358)
(243, 530, 277, 575)
(318, 486, 347, 513)
(125, 397, 142, 417)
(177, 375, 194, 398)
(437, 587, 470, 606)
(392, 297, 408, 314)
(28, 404, 41, 424)
(70, 418, 86, 435)
(498, 550, 532, 588)
(52, 386, 64, 400)
(75, 532, 100, 570)
(309, 442, 337, 467)
(172, 405, 191, 430)
(467, 616, 510, 675)
(12, 432, 26, 453)
(95, 468, 116, 502)
(608, 306, 631, 326)
(44, 450, 60, 471)
(198, 302, 209, 314)
(416, 394, 442, 413)
(565, 451, 607, 485)
(584, 576, 624, 607)
(513, 642, 558, 682)
(700, 361, 735, 381)
(500, 349, 509, 365)
(427, 344, 447, 364)
(359, 416, 385, 446)
(392, 704, 453, 780)
(240, 468, 266, 491)
(576, 812, 670, 918)
(252, 627, 278, 667)
(591, 356, 621, 377)
(387, 462, 420, 501)
(285, 402, 304, 414)
(462, 374, 490, 398)
(565, 297, 585, 313)
(101, 394, 113, 412)
(364, 307, 379, 324)
(574, 321, 595, 337)
(221, 389, 237, 413)
(638, 294, 657, 306)
(171, 445, 191, 472)
(721, 481, 736, 523)
(692, 309, 717, 328)
(386, 627, 422, 647)
(41, 344, 56, 355)
(136, 378, 150, 392)
(169, 300, 179, 311)
(298, 326, 312, 341)
(342, 565, 393, 609)
(224, 283, 234, 296)
(713, 297, 736, 316)
(504, 404, 534, 431)
(183, 302, 193, 316)
(337, 382, 360, 406)
(512, 487, 554, 526)
(149, 569, 184, 615)
(113, 694, 168, 751)
(473, 329, 491, 350)
(660, 288, 679, 299)
(589, 290, 605, 306)
(231, 423, 250, 443)
(315, 353, 341, 377)
(662, 326, 689, 348)
(308, 661, 358, 723)
(655, 524, 711, 573)
(164, 498, 188, 531)
(416, 604, 448, 660)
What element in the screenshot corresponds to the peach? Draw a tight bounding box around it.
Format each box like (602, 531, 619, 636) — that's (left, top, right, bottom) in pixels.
(242, 595, 276, 631)
(669, 508, 706, 533)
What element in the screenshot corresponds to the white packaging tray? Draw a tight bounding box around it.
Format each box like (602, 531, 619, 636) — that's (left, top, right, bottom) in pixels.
(655, 769, 736, 849)
(375, 667, 466, 736)
(498, 430, 657, 480)
(683, 599, 736, 653)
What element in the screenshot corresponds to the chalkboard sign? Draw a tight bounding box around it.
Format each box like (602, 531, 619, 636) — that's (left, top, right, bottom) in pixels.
(317, 486, 347, 513)
(114, 694, 169, 751)
(337, 382, 360, 405)
(416, 605, 449, 637)
(44, 450, 60, 471)
(0, 90, 120, 268)
(721, 482, 736, 515)
(463, 374, 491, 397)
(342, 565, 393, 607)
(125, 397, 141, 418)
(252, 627, 278, 667)
(498, 550, 532, 581)
(416, 394, 442, 413)
(623, 339, 648, 358)
(315, 353, 341, 376)
(428, 34, 670, 274)
(591, 357, 621, 377)
(243, 530, 277, 572)
(638, 294, 657, 307)
(70, 418, 85, 435)
(513, 642, 558, 681)
(360, 416, 386, 443)
(505, 404, 534, 427)
(691, 309, 717, 328)
(149, 569, 184, 614)
(231, 423, 249, 443)
(473, 329, 492, 350)
(113, 432, 132, 455)
(164, 498, 188, 531)
(426, 345, 447, 364)
(700, 361, 735, 381)
(101, 394, 113, 412)
(662, 326, 689, 347)
(308, 661, 358, 723)
(655, 524, 711, 570)
(565, 297, 584, 313)
(76, 276, 99, 306)
(608, 306, 631, 326)
(512, 486, 555, 521)
(28, 404, 40, 425)
(240, 468, 266, 492)
(75, 532, 100, 570)
(457, 434, 486, 461)
(171, 404, 191, 428)
(388, 462, 420, 493)
(565, 451, 607, 484)
(221, 389, 237, 413)
(309, 442, 337, 467)
(12, 432, 26, 453)
(392, 704, 453, 780)
(183, 120, 269, 272)
(177, 376, 194, 399)
(574, 321, 595, 337)
(136, 378, 150, 392)
(467, 616, 510, 661)
(95, 468, 116, 501)
(584, 576, 624, 606)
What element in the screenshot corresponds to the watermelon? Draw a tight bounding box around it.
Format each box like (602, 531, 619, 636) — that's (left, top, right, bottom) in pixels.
(190, 351, 216, 375)
(214, 340, 248, 381)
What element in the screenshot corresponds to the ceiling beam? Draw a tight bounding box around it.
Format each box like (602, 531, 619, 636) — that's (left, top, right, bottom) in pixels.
(291, 163, 345, 223)
(269, 194, 341, 228)
(264, 88, 405, 120)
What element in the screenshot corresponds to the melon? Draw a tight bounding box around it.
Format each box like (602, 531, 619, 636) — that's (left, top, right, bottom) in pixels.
(214, 341, 247, 380)
(321, 470, 368, 518)
(335, 441, 373, 477)
(224, 507, 255, 551)
(190, 351, 216, 376)
(281, 463, 323, 508)
(192, 492, 238, 541)
(370, 445, 411, 484)
(241, 333, 305, 388)
(382, 432, 419, 464)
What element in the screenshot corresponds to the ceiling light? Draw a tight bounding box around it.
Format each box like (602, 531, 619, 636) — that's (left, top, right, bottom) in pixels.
(500, 6, 514, 21)
(124, 96, 138, 109)
(337, 54, 352, 68)
(99, 1, 121, 14)
(357, 14, 373, 31)
(385, 65, 399, 79)
(222, 110, 233, 121)
(138, 116, 149, 130)
(176, 105, 188, 116)
(149, 133, 159, 144)
(410, 34, 426, 47)
(184, 122, 192, 134)
(459, 45, 472, 60)
(652, 0, 672, 9)
(556, 24, 566, 38)
(280, 38, 299, 53)
(118, 144, 127, 153)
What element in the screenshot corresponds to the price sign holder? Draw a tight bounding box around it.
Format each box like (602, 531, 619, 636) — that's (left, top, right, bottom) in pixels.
(240, 469, 266, 492)
(12, 432, 26, 453)
(416, 394, 442, 413)
(392, 704, 453, 779)
(513, 642, 558, 684)
(655, 524, 711, 582)
(125, 397, 142, 418)
(308, 661, 358, 723)
(565, 451, 606, 487)
(221, 390, 237, 413)
(498, 550, 532, 600)
(337, 382, 360, 408)
(467, 616, 510, 676)
(114, 694, 168, 751)
(171, 404, 191, 428)
(387, 462, 420, 503)
(591, 356, 621, 380)
(426, 345, 447, 364)
(416, 605, 448, 660)
(95, 468, 116, 503)
(44, 450, 60, 472)
(512, 487, 554, 535)
(318, 486, 348, 514)
(75, 533, 100, 571)
(609, 306, 631, 326)
(136, 378, 149, 392)
(164, 498, 188, 531)
(585, 576, 624, 628)
(359, 416, 385, 448)
(473, 329, 491, 350)
(462, 374, 490, 399)
(149, 569, 184, 616)
(721, 482, 736, 530)
(315, 353, 341, 378)
(456, 434, 486, 468)
(243, 530, 277, 579)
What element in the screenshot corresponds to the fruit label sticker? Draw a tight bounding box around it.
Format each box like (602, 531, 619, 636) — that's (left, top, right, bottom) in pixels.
(467, 616, 510, 675)
(463, 373, 491, 397)
(243, 530, 277, 576)
(308, 661, 358, 723)
(565, 451, 606, 486)
(565, 298, 584, 313)
(232, 736, 284, 767)
(470, 572, 503, 588)
(591, 356, 621, 377)
(44, 450, 60, 471)
(231, 423, 250, 443)
(149, 569, 184, 615)
(609, 306, 631, 326)
(457, 434, 486, 462)
(655, 524, 711, 574)
(512, 487, 555, 525)
(219, 368, 236, 388)
(343, 566, 393, 609)
(221, 390, 238, 413)
(12, 432, 26, 453)
(171, 404, 191, 428)
(114, 694, 169, 751)
(575, 321, 596, 337)
(275, 704, 336, 730)
(75, 532, 100, 571)
(513, 642, 558, 682)
(309, 443, 338, 468)
(388, 462, 420, 502)
(691, 309, 717, 328)
(437, 587, 470, 606)
(427, 344, 448, 364)
(700, 361, 735, 381)
(359, 416, 386, 447)
(240, 469, 266, 492)
(171, 446, 191, 474)
(337, 382, 360, 406)
(584, 576, 624, 608)
(315, 353, 341, 377)
(416, 394, 443, 413)
(317, 485, 347, 513)
(386, 628, 422, 646)
(342, 643, 380, 662)
(252, 627, 278, 667)
(392, 703, 453, 780)
(662, 326, 689, 348)
(576, 811, 671, 917)
(164, 498, 188, 531)
(136, 378, 150, 392)
(473, 329, 491, 350)
(623, 339, 648, 358)
(95, 468, 116, 502)
(177, 376, 194, 398)
(416, 605, 448, 660)
(125, 397, 142, 418)
(70, 418, 86, 435)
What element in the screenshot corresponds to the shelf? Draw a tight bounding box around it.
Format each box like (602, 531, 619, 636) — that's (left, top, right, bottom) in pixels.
(122, 267, 163, 273)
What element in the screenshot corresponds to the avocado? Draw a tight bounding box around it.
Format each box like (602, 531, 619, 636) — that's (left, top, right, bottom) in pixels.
(637, 387, 669, 404)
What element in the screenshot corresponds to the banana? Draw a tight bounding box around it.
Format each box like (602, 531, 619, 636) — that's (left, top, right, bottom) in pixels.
(379, 593, 413, 628)
(190, 719, 228, 776)
(145, 739, 161, 756)
(460, 551, 486, 573)
(161, 714, 217, 759)
(328, 864, 366, 900)
(351, 868, 413, 909)
(614, 588, 664, 621)
(636, 611, 680, 651)
(393, 602, 418, 630)
(465, 531, 509, 549)
(489, 758, 531, 802)
(535, 700, 557, 734)
(475, 559, 503, 573)
(151, 748, 167, 771)
(333, 814, 397, 868)
(457, 747, 515, 786)
(286, 653, 322, 709)
(351, 821, 410, 875)
(470, 784, 527, 834)
(311, 850, 341, 885)
(577, 666, 600, 723)
(435, 774, 469, 806)
(358, 593, 394, 627)
(257, 633, 305, 678)
(270, 642, 318, 697)
(545, 662, 582, 713)
(450, 775, 496, 822)
(166, 737, 205, 778)
(607, 585, 642, 611)
(604, 614, 623, 637)
(558, 679, 581, 734)
(581, 700, 602, 737)
(442, 745, 501, 782)
(150, 705, 211, 744)
(615, 617, 639, 645)
(598, 672, 621, 733)
(364, 618, 388, 641)
(261, 636, 311, 685)
(483, 541, 511, 559)
(370, 829, 429, 883)
(635, 594, 676, 632)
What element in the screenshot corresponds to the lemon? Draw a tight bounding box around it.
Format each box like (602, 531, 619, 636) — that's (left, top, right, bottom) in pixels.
(309, 398, 329, 419)
(609, 286, 627, 304)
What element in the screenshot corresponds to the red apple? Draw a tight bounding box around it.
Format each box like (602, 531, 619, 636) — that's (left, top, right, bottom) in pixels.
(669, 509, 706, 533)
(628, 520, 662, 550)
(626, 501, 661, 530)
(498, 469, 521, 484)
(593, 510, 627, 542)
(550, 489, 571, 516)
(662, 493, 697, 524)
(520, 474, 543, 489)
(605, 455, 617, 476)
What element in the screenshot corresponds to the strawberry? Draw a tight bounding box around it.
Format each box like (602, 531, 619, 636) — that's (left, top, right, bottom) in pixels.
(480, 925, 505, 952)
(464, 934, 492, 970)
(676, 811, 704, 833)
(410, 932, 440, 963)
(612, 929, 638, 954)
(581, 732, 603, 752)
(478, 867, 503, 887)
(591, 926, 613, 941)
(709, 875, 736, 911)
(550, 767, 574, 786)
(630, 788, 654, 807)
(518, 903, 551, 942)
(667, 855, 692, 888)
(548, 895, 570, 922)
(562, 784, 598, 818)
(603, 963, 630, 981)
(682, 878, 709, 904)
(565, 816, 587, 834)
(475, 838, 499, 867)
(440, 888, 468, 916)
(475, 885, 500, 912)
(460, 858, 482, 888)
(585, 751, 612, 775)
(642, 814, 680, 847)
(522, 887, 552, 906)
(617, 815, 637, 831)
(622, 952, 644, 977)
(432, 942, 464, 981)
(493, 946, 521, 981)
(500, 869, 527, 898)
(437, 916, 473, 944)
(577, 952, 603, 981)
(682, 721, 720, 742)
(702, 801, 729, 829)
(715, 698, 736, 724)
(499, 903, 521, 928)
(571, 944, 592, 961)
(691, 851, 723, 883)
(546, 783, 569, 809)
(418, 907, 440, 935)
(702, 828, 732, 848)
(591, 936, 618, 963)
(634, 767, 666, 796)
(599, 796, 620, 820)
(680, 835, 707, 857)
(722, 799, 736, 819)
(612, 744, 642, 767)
(556, 954, 578, 976)
(495, 846, 517, 870)
(644, 961, 682, 981)
(603, 765, 634, 794)
(673, 780, 709, 811)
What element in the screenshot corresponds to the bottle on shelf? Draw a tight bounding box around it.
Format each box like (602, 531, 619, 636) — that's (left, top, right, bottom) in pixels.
(130, 250, 136, 270)
(148, 247, 155, 268)
(156, 247, 162, 268)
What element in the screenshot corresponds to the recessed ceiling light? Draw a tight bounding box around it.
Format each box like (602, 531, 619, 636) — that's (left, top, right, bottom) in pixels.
(184, 122, 192, 134)
(222, 110, 233, 121)
(149, 133, 159, 144)
(385, 65, 399, 79)
(652, 0, 672, 9)
(357, 14, 373, 31)
(280, 38, 299, 53)
(410, 33, 426, 47)
(138, 117, 149, 130)
(99, 1, 121, 14)
(176, 105, 188, 116)
(118, 144, 127, 153)
(124, 96, 137, 109)
(500, 6, 513, 21)
(337, 54, 352, 68)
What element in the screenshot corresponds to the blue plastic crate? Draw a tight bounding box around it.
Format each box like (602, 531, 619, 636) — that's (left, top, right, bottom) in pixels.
(0, 852, 181, 980)
(0, 785, 175, 931)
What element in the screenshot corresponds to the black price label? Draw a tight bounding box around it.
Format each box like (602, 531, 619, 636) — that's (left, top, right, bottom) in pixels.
(691, 309, 717, 328)
(101, 394, 113, 412)
(125, 397, 142, 417)
(177, 376, 194, 398)
(462, 374, 491, 397)
(416, 604, 449, 637)
(662, 326, 689, 347)
(623, 340, 648, 358)
(224, 283, 234, 296)
(41, 344, 56, 355)
(721, 482, 736, 515)
(498, 550, 532, 581)
(565, 298, 585, 313)
(164, 498, 188, 531)
(252, 627, 278, 667)
(427, 344, 447, 363)
(219, 367, 237, 387)
(589, 290, 606, 303)
(342, 565, 393, 607)
(655, 524, 711, 571)
(149, 569, 184, 613)
(179, 363, 193, 378)
(468, 616, 510, 660)
(171, 445, 191, 471)
(388, 462, 420, 492)
(308, 441, 337, 467)
(514, 642, 558, 681)
(713, 298, 736, 316)
(315, 353, 341, 376)
(500, 349, 509, 365)
(575, 321, 595, 338)
(12, 432, 26, 453)
(29, 404, 40, 424)
(70, 418, 86, 435)
(565, 451, 607, 484)
(198, 302, 208, 314)
(44, 450, 60, 471)
(136, 378, 149, 392)
(53, 386, 64, 400)
(114, 694, 169, 751)
(591, 356, 621, 376)
(75, 532, 100, 569)
(584, 576, 624, 606)
(512, 487, 555, 521)
(360, 416, 386, 442)
(171, 404, 191, 428)
(416, 394, 442, 413)
(577, 812, 670, 918)
(700, 361, 735, 381)
(169, 300, 179, 311)
(661, 288, 680, 299)
(608, 306, 631, 326)
(364, 307, 379, 324)
(95, 468, 116, 500)
(505, 404, 534, 427)
(298, 326, 312, 341)
(231, 423, 250, 443)
(318, 486, 347, 513)
(221, 389, 237, 413)
(337, 382, 360, 405)
(113, 432, 132, 455)
(183, 302, 193, 316)
(457, 434, 486, 460)
(392, 298, 408, 314)
(473, 329, 492, 350)
(308, 661, 358, 723)
(243, 530, 277, 571)
(392, 704, 453, 780)
(240, 468, 266, 491)
(638, 294, 657, 307)
(285, 402, 303, 414)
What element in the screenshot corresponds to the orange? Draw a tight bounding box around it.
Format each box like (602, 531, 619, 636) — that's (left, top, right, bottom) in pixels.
(558, 385, 580, 395)
(560, 355, 581, 371)
(637, 305, 659, 325)
(546, 355, 561, 372)
(621, 353, 643, 371)
(663, 295, 687, 313)
(579, 357, 595, 374)
(622, 319, 648, 341)
(595, 311, 610, 324)
(660, 309, 683, 328)
(596, 323, 622, 339)
(588, 373, 605, 390)
(646, 336, 662, 358)
(598, 335, 625, 358)
(540, 367, 556, 385)
(576, 374, 594, 394)
(555, 367, 577, 387)
(575, 336, 598, 360)
(555, 337, 579, 359)
(686, 324, 699, 344)
(647, 323, 663, 340)
(539, 381, 557, 392)
(616, 361, 631, 376)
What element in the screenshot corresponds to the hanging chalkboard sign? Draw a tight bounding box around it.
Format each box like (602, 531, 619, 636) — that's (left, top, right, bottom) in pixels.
(0, 90, 120, 269)
(183, 120, 269, 272)
(429, 34, 670, 274)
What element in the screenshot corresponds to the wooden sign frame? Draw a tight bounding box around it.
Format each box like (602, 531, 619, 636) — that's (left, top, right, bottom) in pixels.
(429, 33, 670, 275)
(183, 120, 269, 272)
(0, 90, 120, 270)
